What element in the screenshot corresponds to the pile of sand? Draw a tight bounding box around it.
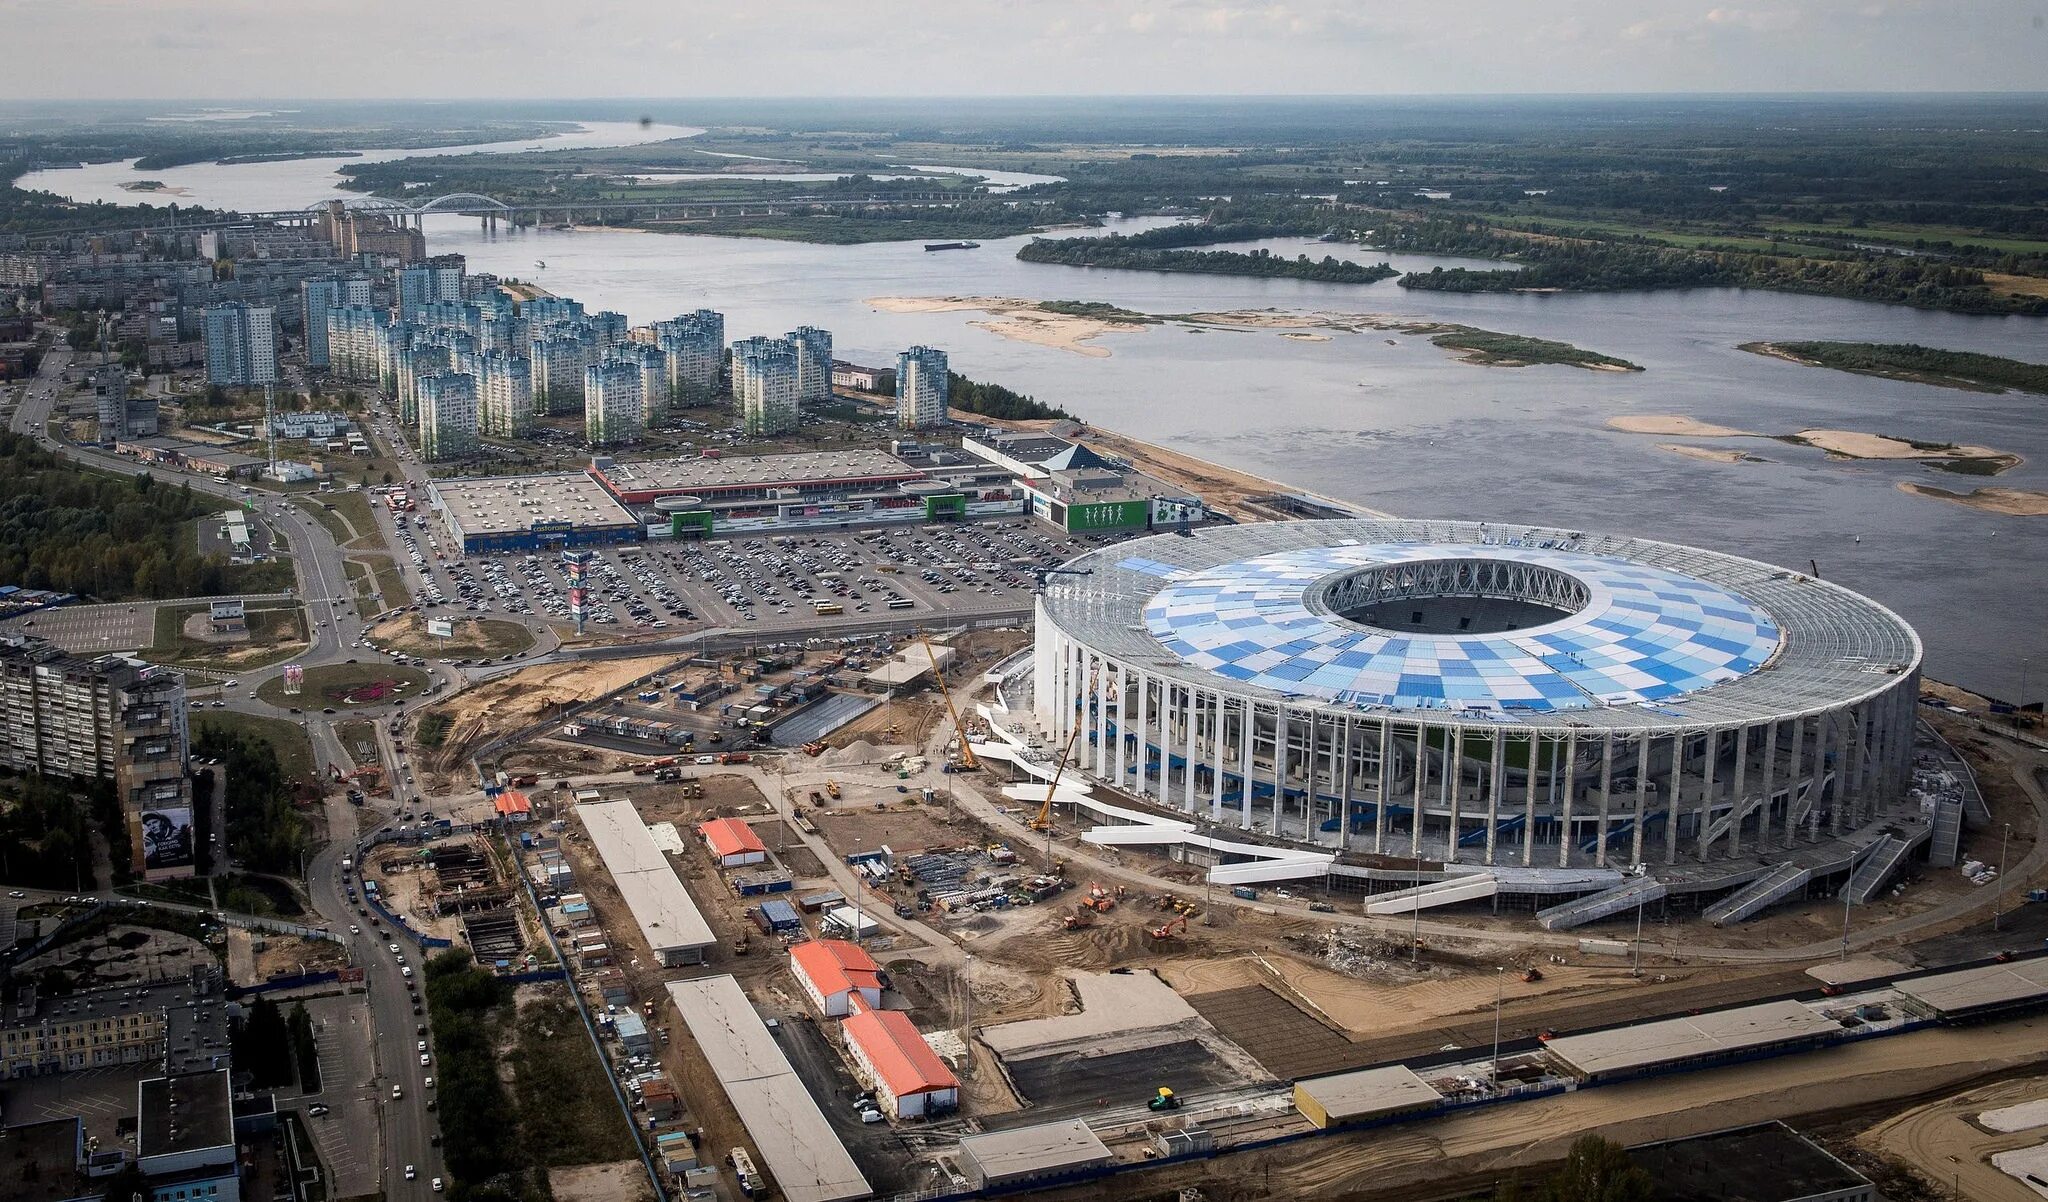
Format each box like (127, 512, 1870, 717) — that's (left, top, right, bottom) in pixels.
(824, 739, 885, 767)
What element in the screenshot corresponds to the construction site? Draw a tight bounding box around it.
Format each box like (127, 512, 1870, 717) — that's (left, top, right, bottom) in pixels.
(408, 549, 2048, 1202)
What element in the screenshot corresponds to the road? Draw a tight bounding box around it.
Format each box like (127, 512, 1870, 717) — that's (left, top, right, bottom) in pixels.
(12, 341, 447, 1194)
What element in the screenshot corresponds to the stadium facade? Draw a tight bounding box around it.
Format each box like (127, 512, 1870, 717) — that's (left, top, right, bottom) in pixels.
(1033, 520, 1922, 872)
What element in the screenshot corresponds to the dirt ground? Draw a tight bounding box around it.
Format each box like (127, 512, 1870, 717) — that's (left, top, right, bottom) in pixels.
(1858, 1074, 2048, 1202)
(415, 654, 673, 780)
(252, 933, 350, 981)
(362, 846, 465, 941)
(547, 1161, 654, 1202)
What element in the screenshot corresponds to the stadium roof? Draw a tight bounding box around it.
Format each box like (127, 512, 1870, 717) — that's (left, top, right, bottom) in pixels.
(1041, 519, 1921, 733)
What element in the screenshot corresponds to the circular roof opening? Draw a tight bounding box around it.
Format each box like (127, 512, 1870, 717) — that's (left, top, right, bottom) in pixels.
(1316, 559, 1591, 636)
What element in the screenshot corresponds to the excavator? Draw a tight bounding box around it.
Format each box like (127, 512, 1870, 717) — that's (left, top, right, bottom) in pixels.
(918, 630, 978, 772)
(1031, 660, 1099, 832)
(1147, 914, 1189, 941)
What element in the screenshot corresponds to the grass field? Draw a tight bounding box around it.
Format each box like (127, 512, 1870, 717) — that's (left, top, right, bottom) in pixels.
(190, 711, 316, 783)
(254, 662, 430, 709)
(509, 994, 639, 1167)
(334, 719, 381, 769)
(147, 602, 308, 669)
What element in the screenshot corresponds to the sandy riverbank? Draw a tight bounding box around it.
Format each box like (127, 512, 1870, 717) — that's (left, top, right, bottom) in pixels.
(1611, 416, 2020, 472)
(1896, 483, 2048, 516)
(1796, 427, 2018, 468)
(868, 295, 1148, 357)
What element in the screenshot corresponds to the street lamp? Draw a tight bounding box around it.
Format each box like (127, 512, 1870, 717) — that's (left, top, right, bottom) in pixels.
(1490, 966, 1506, 1087)
(1994, 822, 2012, 932)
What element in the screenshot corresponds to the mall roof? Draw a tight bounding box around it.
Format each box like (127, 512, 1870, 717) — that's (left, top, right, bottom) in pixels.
(595, 448, 921, 495)
(432, 472, 640, 537)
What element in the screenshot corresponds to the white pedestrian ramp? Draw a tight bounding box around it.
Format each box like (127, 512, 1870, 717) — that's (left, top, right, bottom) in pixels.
(1364, 873, 1499, 915)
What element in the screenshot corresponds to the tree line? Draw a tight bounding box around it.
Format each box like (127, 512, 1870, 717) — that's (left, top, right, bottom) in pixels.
(191, 726, 307, 876)
(948, 372, 1071, 422)
(1019, 234, 1397, 283)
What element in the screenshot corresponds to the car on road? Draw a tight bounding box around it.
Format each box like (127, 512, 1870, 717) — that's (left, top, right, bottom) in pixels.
(392, 1085, 403, 1099)
(431, 1178, 443, 1192)
(307, 1104, 330, 1117)
(6, 890, 22, 899)
(388, 943, 401, 954)
(417, 1040, 427, 1052)
(404, 1165, 416, 1181)
(419, 1052, 429, 1065)
(349, 925, 360, 934)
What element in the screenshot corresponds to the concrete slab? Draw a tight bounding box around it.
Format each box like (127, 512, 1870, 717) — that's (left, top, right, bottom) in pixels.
(1984, 1099, 2048, 1135)
(980, 970, 1199, 1059)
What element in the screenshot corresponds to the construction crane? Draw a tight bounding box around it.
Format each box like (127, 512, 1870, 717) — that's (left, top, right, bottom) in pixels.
(918, 630, 978, 771)
(1031, 659, 1098, 831)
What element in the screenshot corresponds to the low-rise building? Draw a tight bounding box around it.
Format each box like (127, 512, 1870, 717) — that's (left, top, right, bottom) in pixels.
(839, 997, 958, 1119)
(699, 817, 767, 868)
(137, 1068, 241, 1202)
(957, 1118, 1113, 1192)
(788, 940, 883, 1018)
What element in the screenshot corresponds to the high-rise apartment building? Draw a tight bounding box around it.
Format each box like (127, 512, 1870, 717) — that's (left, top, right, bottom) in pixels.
(733, 336, 800, 436)
(654, 309, 724, 407)
(396, 255, 464, 321)
(201, 303, 277, 388)
(479, 350, 534, 438)
(532, 329, 594, 415)
(895, 345, 949, 430)
(584, 360, 644, 446)
(417, 372, 479, 461)
(301, 275, 372, 369)
(91, 364, 154, 443)
(623, 344, 671, 429)
(0, 637, 193, 880)
(789, 326, 834, 405)
(394, 335, 447, 428)
(326, 304, 388, 382)
(591, 310, 630, 351)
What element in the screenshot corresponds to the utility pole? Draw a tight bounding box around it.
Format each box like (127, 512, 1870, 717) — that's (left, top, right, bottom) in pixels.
(1994, 822, 2012, 932)
(1490, 966, 1506, 1086)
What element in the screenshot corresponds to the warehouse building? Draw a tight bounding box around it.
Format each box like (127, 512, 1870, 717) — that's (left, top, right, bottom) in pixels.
(1543, 999, 1842, 1084)
(963, 430, 1204, 532)
(699, 817, 768, 868)
(666, 975, 871, 1202)
(576, 801, 714, 967)
(789, 940, 884, 1018)
(840, 997, 959, 1119)
(1293, 1064, 1444, 1130)
(137, 1068, 241, 1202)
(1892, 956, 2048, 1021)
(956, 1118, 1113, 1192)
(429, 472, 643, 555)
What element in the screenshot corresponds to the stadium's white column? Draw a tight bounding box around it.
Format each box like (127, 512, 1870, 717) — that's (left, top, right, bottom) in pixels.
(1374, 721, 1392, 856)
(1134, 670, 1151, 799)
(1664, 735, 1683, 865)
(1445, 727, 1464, 865)
(1630, 734, 1650, 869)
(1210, 693, 1226, 823)
(1523, 733, 1541, 868)
(1726, 727, 1749, 858)
(1112, 663, 1127, 789)
(1239, 703, 1254, 828)
(1184, 688, 1199, 815)
(1557, 732, 1578, 868)
(1484, 735, 1505, 866)
(1812, 714, 1834, 838)
(1336, 717, 1353, 850)
(1594, 733, 1614, 868)
(1410, 723, 1427, 859)
(1756, 722, 1779, 851)
(1695, 730, 1718, 862)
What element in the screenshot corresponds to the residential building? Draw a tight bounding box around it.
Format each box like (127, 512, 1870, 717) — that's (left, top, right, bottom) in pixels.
(654, 308, 724, 406)
(201, 303, 276, 388)
(524, 296, 585, 330)
(0, 638, 194, 880)
(325, 303, 387, 382)
(91, 364, 155, 443)
(396, 255, 464, 321)
(584, 359, 644, 447)
(623, 343, 671, 428)
(789, 325, 834, 404)
(394, 335, 447, 428)
(532, 329, 594, 415)
(270, 410, 353, 440)
(418, 372, 479, 461)
(300, 275, 371, 369)
(895, 345, 948, 430)
(0, 968, 227, 1079)
(318, 199, 424, 260)
(479, 350, 534, 437)
(591, 310, 630, 351)
(733, 335, 799, 436)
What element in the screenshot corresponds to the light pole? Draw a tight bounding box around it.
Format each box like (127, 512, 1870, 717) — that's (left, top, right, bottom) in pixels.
(962, 954, 974, 1043)
(1994, 822, 2012, 932)
(1840, 873, 1853, 961)
(1631, 864, 1646, 978)
(1490, 966, 1506, 1087)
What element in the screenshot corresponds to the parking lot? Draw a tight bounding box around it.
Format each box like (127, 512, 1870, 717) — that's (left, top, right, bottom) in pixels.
(381, 509, 1142, 639)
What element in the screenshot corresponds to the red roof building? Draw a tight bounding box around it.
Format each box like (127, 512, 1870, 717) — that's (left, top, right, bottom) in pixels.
(494, 790, 533, 820)
(841, 996, 959, 1119)
(789, 939, 884, 1017)
(698, 817, 768, 867)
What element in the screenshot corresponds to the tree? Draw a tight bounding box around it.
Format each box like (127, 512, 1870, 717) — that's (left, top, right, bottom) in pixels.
(288, 1001, 321, 1091)
(237, 997, 292, 1088)
(1542, 1135, 1654, 1202)
(100, 1160, 149, 1202)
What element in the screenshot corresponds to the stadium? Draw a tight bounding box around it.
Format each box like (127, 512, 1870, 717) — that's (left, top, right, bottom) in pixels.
(1031, 519, 1928, 924)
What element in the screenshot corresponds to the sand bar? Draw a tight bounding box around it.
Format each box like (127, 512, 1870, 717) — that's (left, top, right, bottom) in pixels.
(1897, 483, 2048, 516)
(1796, 428, 2015, 466)
(1658, 443, 1760, 464)
(868, 295, 1148, 357)
(1609, 415, 1755, 438)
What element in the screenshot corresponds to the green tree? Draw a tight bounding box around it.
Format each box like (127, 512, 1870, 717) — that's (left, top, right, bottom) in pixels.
(237, 997, 293, 1088)
(1542, 1135, 1654, 1202)
(287, 1001, 320, 1091)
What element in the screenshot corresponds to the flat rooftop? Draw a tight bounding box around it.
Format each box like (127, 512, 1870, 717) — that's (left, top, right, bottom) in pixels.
(576, 801, 715, 954)
(0, 1118, 85, 1202)
(973, 432, 1075, 462)
(432, 472, 640, 537)
(596, 448, 922, 495)
(1628, 1122, 1870, 1202)
(1296, 1064, 1443, 1121)
(1894, 956, 2048, 1016)
(958, 1118, 1112, 1180)
(138, 1069, 234, 1159)
(666, 975, 871, 1202)
(1545, 999, 1839, 1079)
(980, 970, 1199, 1059)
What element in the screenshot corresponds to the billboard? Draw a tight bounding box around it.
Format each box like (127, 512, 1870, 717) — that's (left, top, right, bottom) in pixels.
(426, 618, 455, 638)
(140, 806, 195, 872)
(282, 663, 304, 695)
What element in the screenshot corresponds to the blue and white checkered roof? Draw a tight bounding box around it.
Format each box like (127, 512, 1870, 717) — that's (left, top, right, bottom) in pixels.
(1141, 544, 1781, 713)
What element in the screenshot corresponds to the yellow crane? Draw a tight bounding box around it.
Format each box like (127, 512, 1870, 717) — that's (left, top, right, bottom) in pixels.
(919, 630, 978, 771)
(1032, 660, 1098, 831)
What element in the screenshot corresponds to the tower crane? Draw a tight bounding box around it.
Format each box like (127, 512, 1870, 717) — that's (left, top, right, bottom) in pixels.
(1031, 659, 1098, 831)
(918, 630, 978, 771)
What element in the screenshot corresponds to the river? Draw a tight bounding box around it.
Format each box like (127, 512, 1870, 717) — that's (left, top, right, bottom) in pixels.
(22, 124, 2047, 697)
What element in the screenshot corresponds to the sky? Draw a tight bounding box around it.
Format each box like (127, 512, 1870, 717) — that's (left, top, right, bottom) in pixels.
(8, 0, 2048, 99)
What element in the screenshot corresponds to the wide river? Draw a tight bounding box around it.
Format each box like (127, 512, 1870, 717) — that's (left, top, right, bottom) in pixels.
(25, 124, 2047, 697)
